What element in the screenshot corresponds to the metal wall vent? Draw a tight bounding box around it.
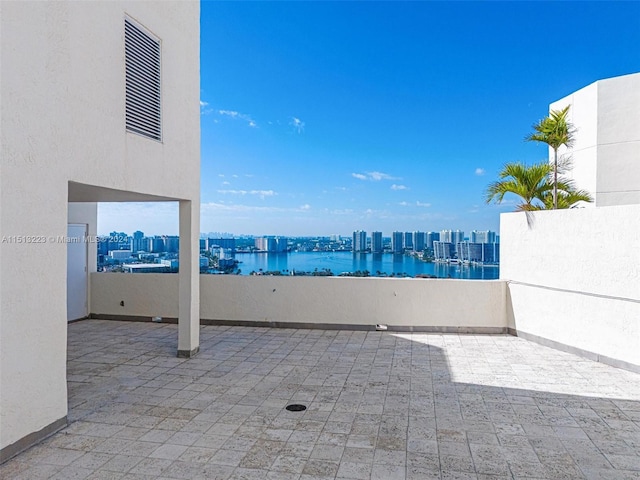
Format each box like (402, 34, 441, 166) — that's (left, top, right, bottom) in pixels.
(125, 18, 161, 141)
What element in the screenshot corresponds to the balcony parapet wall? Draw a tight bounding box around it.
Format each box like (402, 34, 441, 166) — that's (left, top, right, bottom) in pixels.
(501, 205, 640, 372)
(90, 274, 511, 333)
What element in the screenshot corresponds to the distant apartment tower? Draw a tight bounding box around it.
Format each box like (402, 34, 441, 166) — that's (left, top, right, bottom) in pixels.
(440, 229, 464, 244)
(371, 231, 383, 253)
(413, 231, 425, 251)
(149, 236, 165, 253)
(391, 231, 404, 253)
(458, 242, 500, 264)
(131, 231, 146, 253)
(353, 230, 367, 252)
(208, 238, 236, 253)
(433, 241, 454, 260)
(255, 236, 287, 252)
(470, 230, 496, 244)
(425, 231, 440, 250)
(404, 232, 413, 250)
(163, 235, 179, 253)
(441, 230, 464, 255)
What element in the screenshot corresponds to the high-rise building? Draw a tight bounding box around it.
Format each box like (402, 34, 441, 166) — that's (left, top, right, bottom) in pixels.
(391, 231, 404, 253)
(426, 231, 440, 250)
(353, 230, 367, 252)
(132, 231, 145, 253)
(208, 238, 236, 252)
(433, 241, 454, 260)
(458, 242, 500, 264)
(412, 231, 425, 251)
(163, 235, 180, 253)
(255, 236, 287, 252)
(371, 231, 383, 253)
(441, 230, 464, 255)
(470, 230, 496, 244)
(149, 236, 165, 253)
(404, 232, 413, 250)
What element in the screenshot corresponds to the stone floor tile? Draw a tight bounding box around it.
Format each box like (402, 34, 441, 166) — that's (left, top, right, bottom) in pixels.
(4, 322, 640, 480)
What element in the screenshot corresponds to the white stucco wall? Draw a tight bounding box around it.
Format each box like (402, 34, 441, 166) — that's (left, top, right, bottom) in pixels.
(501, 207, 640, 369)
(1, 1, 200, 454)
(90, 274, 510, 331)
(550, 72, 640, 207)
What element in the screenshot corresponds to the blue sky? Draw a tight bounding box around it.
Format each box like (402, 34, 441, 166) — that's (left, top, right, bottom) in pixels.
(99, 1, 640, 237)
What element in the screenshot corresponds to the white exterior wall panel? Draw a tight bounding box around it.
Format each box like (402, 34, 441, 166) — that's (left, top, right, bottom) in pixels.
(0, 1, 200, 456)
(550, 72, 640, 207)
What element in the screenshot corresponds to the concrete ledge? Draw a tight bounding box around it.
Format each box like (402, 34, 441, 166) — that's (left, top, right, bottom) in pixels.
(516, 330, 640, 374)
(89, 314, 515, 334)
(90, 313, 178, 324)
(202, 318, 512, 334)
(0, 416, 67, 464)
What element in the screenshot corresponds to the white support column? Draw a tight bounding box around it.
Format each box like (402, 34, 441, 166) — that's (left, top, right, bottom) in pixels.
(178, 200, 200, 357)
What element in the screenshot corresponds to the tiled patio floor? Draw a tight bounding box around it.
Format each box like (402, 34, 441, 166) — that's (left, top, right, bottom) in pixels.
(2, 320, 639, 480)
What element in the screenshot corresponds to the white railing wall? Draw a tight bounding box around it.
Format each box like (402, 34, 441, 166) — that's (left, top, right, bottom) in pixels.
(90, 274, 510, 332)
(501, 206, 640, 371)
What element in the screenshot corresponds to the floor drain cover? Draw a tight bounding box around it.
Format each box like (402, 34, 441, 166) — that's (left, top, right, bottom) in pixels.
(285, 404, 307, 412)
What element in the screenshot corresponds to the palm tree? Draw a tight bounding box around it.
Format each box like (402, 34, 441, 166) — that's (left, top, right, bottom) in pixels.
(538, 186, 593, 210)
(485, 162, 553, 211)
(526, 105, 575, 209)
(486, 161, 593, 211)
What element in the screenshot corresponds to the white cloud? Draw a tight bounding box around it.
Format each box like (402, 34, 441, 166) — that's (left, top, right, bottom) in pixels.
(416, 201, 431, 207)
(352, 171, 399, 182)
(290, 117, 305, 133)
(221, 181, 230, 185)
(475, 168, 486, 176)
(218, 109, 257, 128)
(217, 189, 277, 199)
(299, 204, 311, 210)
(200, 100, 214, 115)
(369, 171, 397, 181)
(201, 202, 309, 215)
(391, 184, 408, 190)
(399, 201, 409, 206)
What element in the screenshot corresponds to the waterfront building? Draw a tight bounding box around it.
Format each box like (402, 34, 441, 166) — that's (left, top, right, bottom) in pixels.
(433, 241, 454, 260)
(441, 230, 464, 255)
(391, 231, 404, 253)
(371, 231, 383, 253)
(353, 230, 367, 252)
(470, 230, 496, 244)
(426, 231, 440, 249)
(255, 236, 288, 252)
(208, 238, 236, 253)
(404, 232, 413, 250)
(457, 242, 500, 264)
(413, 231, 425, 251)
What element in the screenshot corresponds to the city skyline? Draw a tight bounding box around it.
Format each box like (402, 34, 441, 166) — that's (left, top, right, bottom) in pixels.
(97, 2, 640, 236)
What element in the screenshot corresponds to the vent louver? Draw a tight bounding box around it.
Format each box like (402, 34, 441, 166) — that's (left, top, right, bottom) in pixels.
(125, 18, 161, 141)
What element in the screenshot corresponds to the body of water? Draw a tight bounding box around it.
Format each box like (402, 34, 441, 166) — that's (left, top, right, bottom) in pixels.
(233, 252, 499, 280)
